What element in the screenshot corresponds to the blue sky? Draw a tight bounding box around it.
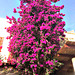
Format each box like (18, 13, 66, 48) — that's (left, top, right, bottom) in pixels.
(0, 0, 75, 31)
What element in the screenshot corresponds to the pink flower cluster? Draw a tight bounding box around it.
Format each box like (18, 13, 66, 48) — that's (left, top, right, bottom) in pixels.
(21, 0, 60, 3)
(6, 0, 65, 74)
(0, 60, 2, 66)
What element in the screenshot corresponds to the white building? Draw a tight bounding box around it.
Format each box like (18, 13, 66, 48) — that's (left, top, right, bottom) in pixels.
(64, 30, 75, 41)
(0, 18, 11, 63)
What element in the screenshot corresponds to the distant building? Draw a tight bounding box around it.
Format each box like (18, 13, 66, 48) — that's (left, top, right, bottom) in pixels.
(59, 30, 75, 48)
(64, 30, 75, 41)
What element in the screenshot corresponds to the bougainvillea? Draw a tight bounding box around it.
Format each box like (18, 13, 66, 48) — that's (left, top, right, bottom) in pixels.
(0, 60, 2, 66)
(6, 0, 65, 74)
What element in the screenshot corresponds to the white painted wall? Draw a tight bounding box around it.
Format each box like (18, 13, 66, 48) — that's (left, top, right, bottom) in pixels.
(0, 18, 11, 62)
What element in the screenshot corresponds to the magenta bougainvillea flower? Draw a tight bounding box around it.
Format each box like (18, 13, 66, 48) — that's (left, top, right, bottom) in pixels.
(0, 46, 2, 49)
(13, 8, 17, 13)
(6, 0, 65, 74)
(0, 60, 2, 66)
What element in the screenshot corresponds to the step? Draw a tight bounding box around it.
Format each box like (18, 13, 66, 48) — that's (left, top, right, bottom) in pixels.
(66, 41, 75, 46)
(57, 45, 75, 56)
(54, 54, 71, 62)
